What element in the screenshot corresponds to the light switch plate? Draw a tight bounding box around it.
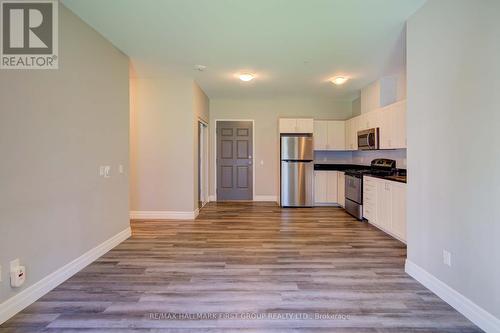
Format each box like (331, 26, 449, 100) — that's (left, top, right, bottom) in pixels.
(10, 259, 20, 271)
(443, 250, 452, 267)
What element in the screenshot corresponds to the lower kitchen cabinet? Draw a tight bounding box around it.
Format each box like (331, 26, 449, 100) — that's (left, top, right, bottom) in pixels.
(363, 176, 406, 242)
(314, 171, 338, 205)
(337, 172, 345, 207)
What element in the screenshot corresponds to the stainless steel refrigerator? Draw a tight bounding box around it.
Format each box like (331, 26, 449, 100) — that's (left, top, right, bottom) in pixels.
(280, 135, 314, 207)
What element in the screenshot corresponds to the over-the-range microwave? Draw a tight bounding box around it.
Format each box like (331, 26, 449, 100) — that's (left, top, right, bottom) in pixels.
(357, 128, 379, 150)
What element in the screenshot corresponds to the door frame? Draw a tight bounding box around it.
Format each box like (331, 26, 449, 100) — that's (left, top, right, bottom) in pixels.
(214, 119, 255, 201)
(198, 119, 209, 208)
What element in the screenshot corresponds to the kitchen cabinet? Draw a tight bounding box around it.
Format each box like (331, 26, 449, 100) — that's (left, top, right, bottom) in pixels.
(363, 176, 406, 242)
(345, 117, 359, 150)
(342, 99, 406, 151)
(358, 110, 380, 132)
(313, 121, 328, 150)
(376, 180, 392, 231)
(362, 177, 377, 222)
(327, 121, 345, 150)
(314, 171, 338, 204)
(379, 100, 406, 149)
(390, 182, 407, 240)
(279, 118, 313, 134)
(337, 171, 345, 207)
(313, 120, 345, 150)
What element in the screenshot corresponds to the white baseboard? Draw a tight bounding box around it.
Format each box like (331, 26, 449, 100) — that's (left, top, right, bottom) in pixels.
(405, 259, 500, 333)
(0, 227, 131, 325)
(254, 195, 278, 202)
(130, 210, 198, 220)
(206, 195, 277, 203)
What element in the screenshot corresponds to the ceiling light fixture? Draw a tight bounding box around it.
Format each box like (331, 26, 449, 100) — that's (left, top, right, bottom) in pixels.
(330, 76, 348, 85)
(239, 73, 254, 82)
(195, 65, 207, 72)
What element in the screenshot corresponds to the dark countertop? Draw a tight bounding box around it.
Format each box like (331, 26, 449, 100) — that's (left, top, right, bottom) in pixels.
(313, 163, 368, 171)
(364, 173, 407, 184)
(314, 163, 407, 183)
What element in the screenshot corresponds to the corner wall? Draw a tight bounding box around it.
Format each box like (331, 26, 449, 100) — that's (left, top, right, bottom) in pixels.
(129, 78, 209, 215)
(0, 4, 129, 305)
(407, 0, 500, 329)
(130, 77, 196, 213)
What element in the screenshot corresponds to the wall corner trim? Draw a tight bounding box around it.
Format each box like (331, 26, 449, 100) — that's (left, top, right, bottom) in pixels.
(0, 227, 131, 325)
(130, 210, 198, 220)
(405, 259, 500, 333)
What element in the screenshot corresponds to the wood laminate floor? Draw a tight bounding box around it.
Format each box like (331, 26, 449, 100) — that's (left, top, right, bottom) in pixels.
(1, 202, 481, 332)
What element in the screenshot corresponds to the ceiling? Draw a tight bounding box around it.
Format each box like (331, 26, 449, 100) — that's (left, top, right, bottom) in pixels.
(62, 0, 425, 100)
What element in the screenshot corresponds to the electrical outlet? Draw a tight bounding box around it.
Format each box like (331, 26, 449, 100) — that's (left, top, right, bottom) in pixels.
(443, 250, 452, 267)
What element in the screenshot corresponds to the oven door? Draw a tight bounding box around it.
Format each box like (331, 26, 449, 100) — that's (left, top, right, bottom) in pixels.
(345, 175, 362, 204)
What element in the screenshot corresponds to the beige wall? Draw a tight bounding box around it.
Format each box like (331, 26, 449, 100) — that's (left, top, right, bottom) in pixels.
(130, 79, 209, 213)
(407, 0, 500, 323)
(130, 77, 196, 212)
(0, 5, 129, 303)
(209, 98, 352, 199)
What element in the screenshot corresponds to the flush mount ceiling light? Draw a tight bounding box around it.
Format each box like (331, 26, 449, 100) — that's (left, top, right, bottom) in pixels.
(239, 73, 254, 82)
(195, 65, 207, 72)
(330, 76, 348, 85)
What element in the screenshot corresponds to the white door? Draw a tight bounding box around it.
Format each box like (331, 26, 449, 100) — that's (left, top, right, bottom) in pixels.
(314, 121, 328, 150)
(344, 119, 352, 150)
(350, 116, 359, 150)
(314, 171, 328, 203)
(327, 121, 345, 150)
(279, 119, 297, 133)
(296, 119, 314, 133)
(393, 102, 407, 148)
(376, 180, 392, 231)
(326, 171, 338, 203)
(391, 182, 407, 241)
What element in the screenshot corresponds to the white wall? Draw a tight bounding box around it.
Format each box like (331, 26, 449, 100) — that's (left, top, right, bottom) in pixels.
(0, 4, 129, 303)
(130, 78, 209, 213)
(209, 98, 352, 199)
(130, 76, 196, 213)
(407, 0, 500, 324)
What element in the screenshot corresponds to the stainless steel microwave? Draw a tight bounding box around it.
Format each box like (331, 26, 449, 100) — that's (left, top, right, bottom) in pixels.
(357, 128, 379, 150)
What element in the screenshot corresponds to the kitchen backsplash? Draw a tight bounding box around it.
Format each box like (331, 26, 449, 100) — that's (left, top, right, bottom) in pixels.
(314, 149, 407, 169)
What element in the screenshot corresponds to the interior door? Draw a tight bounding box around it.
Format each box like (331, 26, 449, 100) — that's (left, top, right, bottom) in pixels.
(217, 121, 253, 200)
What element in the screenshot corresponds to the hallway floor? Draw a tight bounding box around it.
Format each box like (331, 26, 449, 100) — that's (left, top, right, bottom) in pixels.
(1, 202, 480, 332)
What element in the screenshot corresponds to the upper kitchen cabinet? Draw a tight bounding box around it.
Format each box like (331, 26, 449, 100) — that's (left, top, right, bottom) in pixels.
(358, 110, 380, 132)
(313, 120, 345, 151)
(379, 100, 407, 149)
(345, 117, 359, 150)
(313, 121, 328, 150)
(279, 118, 314, 134)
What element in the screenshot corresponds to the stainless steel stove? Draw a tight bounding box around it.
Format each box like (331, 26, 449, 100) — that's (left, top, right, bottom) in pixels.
(344, 159, 396, 220)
